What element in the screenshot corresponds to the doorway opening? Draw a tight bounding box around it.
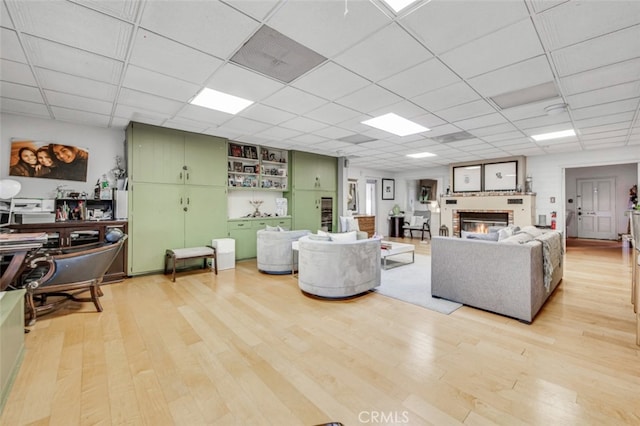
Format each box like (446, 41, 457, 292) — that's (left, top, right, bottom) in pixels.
(365, 180, 376, 216)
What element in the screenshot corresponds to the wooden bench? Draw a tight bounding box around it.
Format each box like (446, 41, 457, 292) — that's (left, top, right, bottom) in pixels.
(164, 246, 217, 282)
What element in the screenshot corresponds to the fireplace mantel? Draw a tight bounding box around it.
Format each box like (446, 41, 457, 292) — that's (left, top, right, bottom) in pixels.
(440, 194, 536, 236)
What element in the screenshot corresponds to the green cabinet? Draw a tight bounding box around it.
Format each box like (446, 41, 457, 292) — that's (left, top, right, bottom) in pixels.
(291, 151, 336, 191)
(288, 151, 337, 231)
(227, 217, 292, 260)
(127, 123, 228, 275)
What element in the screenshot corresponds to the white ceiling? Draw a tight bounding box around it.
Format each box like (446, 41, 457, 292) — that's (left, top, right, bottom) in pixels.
(1, 0, 639, 172)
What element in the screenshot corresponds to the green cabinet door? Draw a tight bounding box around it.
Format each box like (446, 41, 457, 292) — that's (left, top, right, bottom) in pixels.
(184, 133, 227, 187)
(290, 190, 321, 232)
(129, 123, 184, 184)
(291, 151, 337, 190)
(184, 185, 228, 247)
(228, 220, 255, 260)
(129, 182, 184, 275)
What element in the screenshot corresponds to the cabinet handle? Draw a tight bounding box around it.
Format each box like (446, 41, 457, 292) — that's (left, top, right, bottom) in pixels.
(187, 198, 190, 205)
(179, 172, 183, 180)
(186, 173, 190, 180)
(180, 197, 183, 205)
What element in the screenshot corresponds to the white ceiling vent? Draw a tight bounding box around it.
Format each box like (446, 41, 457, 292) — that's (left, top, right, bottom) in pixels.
(431, 131, 474, 144)
(490, 81, 559, 110)
(230, 25, 327, 83)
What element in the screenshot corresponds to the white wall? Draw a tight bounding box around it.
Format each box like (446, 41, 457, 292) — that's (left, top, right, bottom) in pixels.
(1, 113, 125, 199)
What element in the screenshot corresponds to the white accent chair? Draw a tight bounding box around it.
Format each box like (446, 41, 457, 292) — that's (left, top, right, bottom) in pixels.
(257, 229, 311, 274)
(297, 233, 381, 298)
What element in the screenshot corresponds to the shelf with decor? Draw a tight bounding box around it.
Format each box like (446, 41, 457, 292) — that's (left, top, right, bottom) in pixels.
(227, 142, 288, 191)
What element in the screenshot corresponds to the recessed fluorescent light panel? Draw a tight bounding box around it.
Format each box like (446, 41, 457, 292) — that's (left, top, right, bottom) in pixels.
(383, 0, 418, 12)
(361, 113, 429, 137)
(531, 129, 576, 142)
(190, 88, 253, 114)
(407, 152, 436, 158)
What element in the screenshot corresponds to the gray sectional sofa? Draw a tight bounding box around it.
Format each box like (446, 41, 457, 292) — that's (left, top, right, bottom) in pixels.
(431, 226, 563, 323)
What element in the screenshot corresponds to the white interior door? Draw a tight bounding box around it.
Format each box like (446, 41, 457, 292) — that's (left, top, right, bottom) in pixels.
(577, 177, 616, 240)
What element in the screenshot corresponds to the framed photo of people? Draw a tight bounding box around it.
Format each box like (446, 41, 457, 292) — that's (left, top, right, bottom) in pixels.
(9, 138, 89, 182)
(483, 161, 517, 191)
(452, 165, 481, 192)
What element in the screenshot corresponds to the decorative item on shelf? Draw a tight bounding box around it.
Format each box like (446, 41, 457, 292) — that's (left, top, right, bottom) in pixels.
(250, 200, 263, 217)
(229, 143, 242, 157)
(525, 175, 533, 193)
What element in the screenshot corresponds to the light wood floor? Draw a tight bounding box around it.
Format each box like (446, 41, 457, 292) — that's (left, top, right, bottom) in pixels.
(2, 237, 639, 425)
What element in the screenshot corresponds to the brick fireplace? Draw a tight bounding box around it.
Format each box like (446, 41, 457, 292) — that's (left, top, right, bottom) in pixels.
(441, 194, 535, 237)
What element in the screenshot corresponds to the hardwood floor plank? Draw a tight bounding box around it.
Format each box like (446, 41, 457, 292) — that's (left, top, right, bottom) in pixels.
(2, 240, 639, 425)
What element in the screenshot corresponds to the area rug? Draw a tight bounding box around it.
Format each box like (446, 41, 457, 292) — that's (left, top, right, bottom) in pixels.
(376, 253, 462, 315)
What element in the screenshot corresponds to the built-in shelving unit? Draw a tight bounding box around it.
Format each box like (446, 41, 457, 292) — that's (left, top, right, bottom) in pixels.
(228, 142, 288, 191)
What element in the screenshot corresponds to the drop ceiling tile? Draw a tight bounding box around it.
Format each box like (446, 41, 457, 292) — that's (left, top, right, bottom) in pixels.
(0, 81, 42, 103)
(561, 58, 640, 96)
(175, 104, 233, 127)
(537, 0, 640, 51)
(469, 124, 519, 139)
(225, 0, 280, 21)
(336, 84, 402, 113)
(529, 0, 568, 14)
(289, 134, 330, 144)
(1, 59, 37, 86)
(141, 1, 258, 59)
(8, 1, 132, 60)
(409, 113, 447, 129)
(45, 90, 113, 115)
(574, 111, 635, 129)
(314, 126, 355, 140)
(240, 104, 296, 126)
(113, 106, 166, 126)
(503, 146, 547, 156)
(51, 106, 110, 128)
(448, 138, 487, 149)
(567, 80, 640, 109)
(78, 0, 140, 21)
(578, 121, 632, 135)
(583, 141, 627, 150)
(500, 98, 563, 121)
(129, 30, 223, 85)
(0, 28, 27, 63)
(305, 102, 361, 126)
(488, 137, 532, 147)
(292, 62, 370, 101)
(206, 63, 284, 102)
(454, 113, 508, 131)
(412, 82, 481, 112)
(440, 19, 544, 79)
(254, 126, 303, 140)
(401, 0, 528, 54)
(334, 23, 433, 82)
(1, 1, 13, 28)
(280, 116, 327, 133)
(312, 140, 355, 152)
(110, 116, 132, 129)
(220, 116, 273, 134)
(467, 55, 554, 98)
(22, 35, 123, 85)
(514, 115, 571, 131)
(424, 123, 464, 138)
(118, 88, 183, 115)
(540, 142, 582, 153)
(581, 133, 628, 143)
(262, 87, 328, 115)
(266, 0, 389, 58)
(378, 58, 460, 99)
(122, 65, 200, 102)
(436, 99, 496, 122)
(552, 25, 640, 76)
(36, 68, 117, 102)
(160, 118, 208, 134)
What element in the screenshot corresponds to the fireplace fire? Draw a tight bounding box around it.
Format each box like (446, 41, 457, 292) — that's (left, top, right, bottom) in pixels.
(458, 211, 509, 235)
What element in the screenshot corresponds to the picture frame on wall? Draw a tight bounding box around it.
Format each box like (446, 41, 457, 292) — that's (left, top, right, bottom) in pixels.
(453, 165, 482, 192)
(483, 161, 517, 191)
(382, 178, 395, 200)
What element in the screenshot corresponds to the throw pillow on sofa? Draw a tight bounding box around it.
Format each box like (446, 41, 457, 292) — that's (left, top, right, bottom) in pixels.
(265, 225, 279, 231)
(339, 216, 360, 232)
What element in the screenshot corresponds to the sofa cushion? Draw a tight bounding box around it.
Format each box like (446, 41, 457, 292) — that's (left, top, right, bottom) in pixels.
(466, 232, 499, 241)
(340, 216, 360, 232)
(308, 234, 331, 241)
(518, 225, 546, 237)
(409, 216, 424, 227)
(329, 231, 358, 242)
(265, 225, 279, 231)
(501, 233, 534, 244)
